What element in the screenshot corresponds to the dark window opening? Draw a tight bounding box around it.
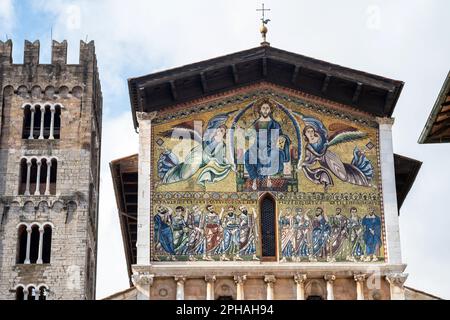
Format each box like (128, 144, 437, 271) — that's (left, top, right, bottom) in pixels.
(42, 225, 52, 264)
(43, 105, 51, 139)
(15, 287, 24, 301)
(28, 287, 36, 300)
(50, 159, 57, 195)
(17, 225, 27, 264)
(29, 226, 40, 264)
(217, 296, 233, 300)
(18, 159, 28, 195)
(29, 159, 38, 195)
(22, 106, 31, 139)
(260, 193, 276, 259)
(53, 105, 61, 139)
(33, 106, 42, 139)
(39, 159, 48, 195)
(38, 287, 47, 300)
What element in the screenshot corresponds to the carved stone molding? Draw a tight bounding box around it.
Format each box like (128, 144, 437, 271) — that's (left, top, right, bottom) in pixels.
(136, 111, 158, 123)
(294, 273, 307, 284)
(264, 275, 276, 284)
(386, 273, 408, 288)
(324, 274, 336, 283)
(131, 272, 154, 287)
(354, 273, 367, 283)
(233, 275, 247, 284)
(205, 275, 216, 283)
(376, 116, 395, 126)
(174, 276, 187, 284)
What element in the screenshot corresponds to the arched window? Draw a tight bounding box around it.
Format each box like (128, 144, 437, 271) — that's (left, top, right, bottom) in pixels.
(17, 225, 28, 264)
(28, 287, 36, 300)
(38, 286, 49, 300)
(29, 225, 40, 264)
(22, 104, 62, 140)
(15, 286, 25, 301)
(16, 223, 53, 265)
(42, 225, 52, 264)
(260, 193, 276, 260)
(19, 157, 57, 195)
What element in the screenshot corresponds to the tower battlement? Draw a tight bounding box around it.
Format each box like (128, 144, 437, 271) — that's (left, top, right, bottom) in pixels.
(0, 39, 96, 66)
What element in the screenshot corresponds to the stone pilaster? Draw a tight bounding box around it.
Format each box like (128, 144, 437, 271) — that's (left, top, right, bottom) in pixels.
(354, 273, 367, 300)
(205, 275, 216, 300)
(132, 272, 154, 300)
(324, 274, 336, 300)
(386, 273, 408, 300)
(264, 275, 276, 300)
(294, 273, 307, 300)
(376, 117, 402, 264)
(175, 276, 186, 300)
(234, 275, 247, 300)
(136, 111, 157, 265)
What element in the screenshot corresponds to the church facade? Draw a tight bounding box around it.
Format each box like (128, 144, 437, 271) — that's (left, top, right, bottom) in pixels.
(110, 45, 428, 300)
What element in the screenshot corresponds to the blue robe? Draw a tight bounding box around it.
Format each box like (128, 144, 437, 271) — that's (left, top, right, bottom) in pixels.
(154, 214, 175, 255)
(362, 215, 381, 255)
(312, 215, 331, 257)
(244, 118, 290, 179)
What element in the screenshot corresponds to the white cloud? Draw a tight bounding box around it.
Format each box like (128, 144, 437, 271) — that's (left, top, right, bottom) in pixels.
(21, 0, 450, 299)
(0, 0, 15, 34)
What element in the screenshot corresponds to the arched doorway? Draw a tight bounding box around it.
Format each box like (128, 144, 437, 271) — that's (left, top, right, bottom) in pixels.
(259, 193, 277, 261)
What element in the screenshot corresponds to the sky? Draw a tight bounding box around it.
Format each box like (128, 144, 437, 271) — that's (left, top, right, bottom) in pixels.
(1, 0, 449, 299)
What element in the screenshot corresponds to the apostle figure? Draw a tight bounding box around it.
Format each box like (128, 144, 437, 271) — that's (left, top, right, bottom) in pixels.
(244, 98, 291, 190)
(186, 205, 206, 261)
(238, 205, 259, 260)
(279, 208, 295, 261)
(203, 204, 224, 261)
(347, 207, 364, 261)
(293, 208, 311, 261)
(153, 205, 176, 261)
(362, 207, 381, 262)
(172, 206, 189, 255)
(310, 207, 331, 261)
(328, 207, 349, 262)
(220, 206, 241, 261)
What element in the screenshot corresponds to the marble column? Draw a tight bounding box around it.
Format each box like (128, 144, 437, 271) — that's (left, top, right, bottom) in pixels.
(324, 274, 336, 300)
(34, 160, 42, 195)
(175, 276, 186, 300)
(354, 273, 367, 300)
(136, 111, 157, 265)
(44, 160, 52, 195)
(24, 160, 32, 196)
(38, 106, 45, 139)
(24, 227, 32, 264)
(49, 105, 56, 139)
(36, 227, 44, 264)
(377, 117, 402, 264)
(264, 275, 276, 300)
(132, 272, 154, 300)
(294, 273, 307, 300)
(28, 106, 35, 139)
(205, 275, 216, 300)
(386, 273, 408, 300)
(234, 275, 247, 300)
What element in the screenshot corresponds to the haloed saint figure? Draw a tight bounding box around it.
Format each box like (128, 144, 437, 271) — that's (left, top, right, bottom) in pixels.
(244, 98, 291, 190)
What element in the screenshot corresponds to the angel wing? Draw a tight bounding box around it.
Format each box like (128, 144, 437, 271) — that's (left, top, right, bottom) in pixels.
(328, 131, 367, 147)
(203, 110, 237, 144)
(159, 121, 203, 144)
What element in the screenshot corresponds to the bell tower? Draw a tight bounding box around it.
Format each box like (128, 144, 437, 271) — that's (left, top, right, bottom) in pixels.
(0, 39, 102, 300)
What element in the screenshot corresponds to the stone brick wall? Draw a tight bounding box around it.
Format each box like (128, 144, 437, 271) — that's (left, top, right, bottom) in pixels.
(0, 40, 102, 300)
